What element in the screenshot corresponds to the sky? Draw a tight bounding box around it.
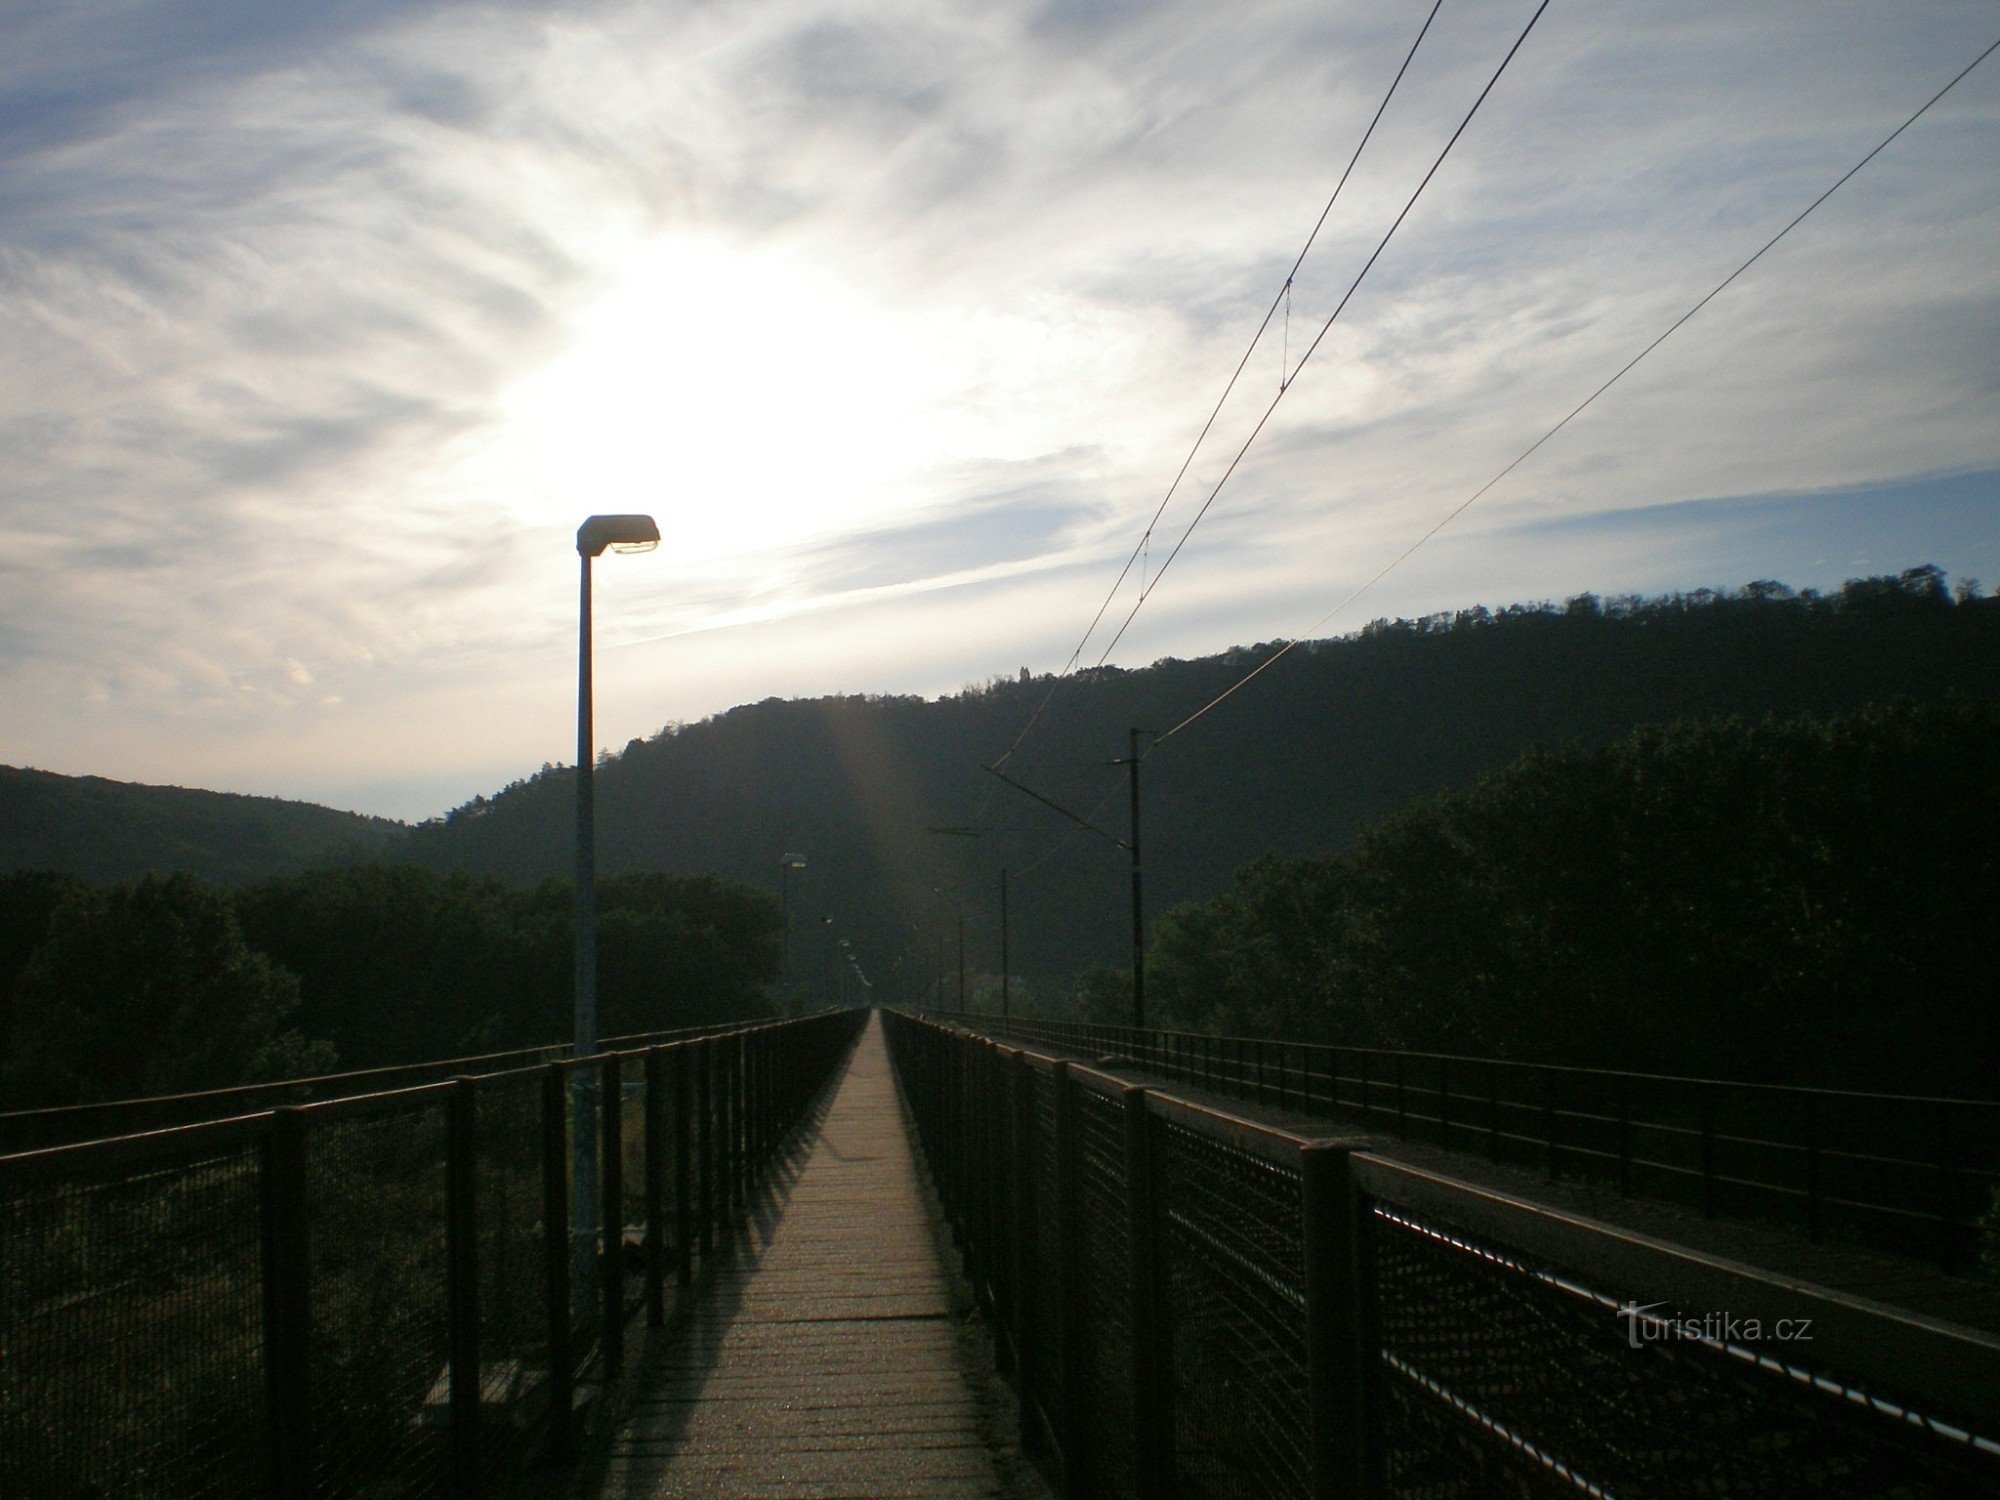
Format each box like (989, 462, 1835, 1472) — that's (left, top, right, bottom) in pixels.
(2, 0, 1996, 821)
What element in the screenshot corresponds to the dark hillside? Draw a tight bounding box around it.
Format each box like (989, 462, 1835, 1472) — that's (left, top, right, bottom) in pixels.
(409, 569, 2000, 1000)
(0, 767, 406, 885)
(1148, 697, 2000, 1097)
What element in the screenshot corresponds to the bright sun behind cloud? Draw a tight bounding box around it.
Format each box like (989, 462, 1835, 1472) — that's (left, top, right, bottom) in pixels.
(486, 236, 966, 568)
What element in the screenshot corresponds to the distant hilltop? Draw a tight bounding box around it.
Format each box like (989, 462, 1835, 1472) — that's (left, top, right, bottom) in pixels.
(0, 767, 406, 885)
(6, 568, 1998, 987)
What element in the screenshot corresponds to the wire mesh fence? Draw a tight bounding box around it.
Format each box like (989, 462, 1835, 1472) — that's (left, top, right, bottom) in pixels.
(1369, 1198, 2000, 1499)
(0, 1020, 762, 1157)
(953, 1012, 2000, 1273)
(469, 1069, 549, 1480)
(306, 1094, 453, 1497)
(1, 1010, 865, 1498)
(0, 1135, 267, 1499)
(886, 1010, 2000, 1500)
(1071, 1085, 1137, 1495)
(1161, 1119, 1310, 1499)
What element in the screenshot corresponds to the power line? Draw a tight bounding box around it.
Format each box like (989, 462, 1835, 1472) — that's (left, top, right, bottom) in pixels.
(1153, 29, 2000, 749)
(974, 0, 1450, 799)
(1089, 0, 1554, 674)
(1015, 783, 1123, 878)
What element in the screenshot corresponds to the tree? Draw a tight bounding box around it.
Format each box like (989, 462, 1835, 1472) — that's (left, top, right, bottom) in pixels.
(1143, 699, 2000, 1096)
(1, 874, 330, 1108)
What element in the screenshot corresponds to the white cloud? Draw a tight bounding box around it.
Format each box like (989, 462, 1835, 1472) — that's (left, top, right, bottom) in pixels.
(1, 0, 1995, 816)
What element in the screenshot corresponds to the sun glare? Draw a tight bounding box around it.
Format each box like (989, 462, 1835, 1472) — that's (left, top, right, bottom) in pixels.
(490, 237, 948, 567)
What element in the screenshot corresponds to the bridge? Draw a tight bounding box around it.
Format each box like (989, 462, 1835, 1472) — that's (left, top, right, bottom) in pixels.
(3, 1008, 1997, 1497)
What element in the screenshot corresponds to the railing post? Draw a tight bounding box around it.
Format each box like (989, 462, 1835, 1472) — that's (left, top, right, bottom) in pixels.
(447, 1078, 481, 1498)
(1125, 1086, 1171, 1499)
(736, 1033, 752, 1213)
(1052, 1060, 1084, 1498)
(541, 1063, 575, 1465)
(673, 1045, 694, 1290)
(756, 1033, 772, 1169)
(1805, 1092, 1824, 1242)
(724, 1034, 739, 1221)
(645, 1048, 666, 1327)
(1486, 1062, 1499, 1161)
(1302, 1142, 1376, 1500)
(1010, 1050, 1034, 1396)
(1544, 1068, 1558, 1182)
(1936, 1101, 1966, 1270)
(743, 1033, 759, 1178)
(971, 1041, 992, 1307)
(1700, 1084, 1717, 1217)
(1617, 1077, 1633, 1197)
(261, 1106, 312, 1500)
(1437, 1058, 1450, 1150)
(601, 1054, 624, 1380)
(697, 1040, 715, 1259)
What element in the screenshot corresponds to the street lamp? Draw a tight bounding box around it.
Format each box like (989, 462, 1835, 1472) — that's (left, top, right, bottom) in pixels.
(779, 853, 807, 1012)
(572, 513, 658, 1275)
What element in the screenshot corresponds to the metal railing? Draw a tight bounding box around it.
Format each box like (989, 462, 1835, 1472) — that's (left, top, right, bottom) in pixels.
(0, 1018, 764, 1156)
(885, 1010, 2000, 1499)
(941, 1013, 2000, 1272)
(0, 1008, 866, 1498)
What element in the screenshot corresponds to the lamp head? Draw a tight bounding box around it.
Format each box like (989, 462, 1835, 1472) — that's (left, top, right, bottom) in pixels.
(577, 514, 661, 557)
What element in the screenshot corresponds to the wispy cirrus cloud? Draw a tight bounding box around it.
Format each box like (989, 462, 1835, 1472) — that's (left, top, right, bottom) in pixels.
(1, 0, 1994, 817)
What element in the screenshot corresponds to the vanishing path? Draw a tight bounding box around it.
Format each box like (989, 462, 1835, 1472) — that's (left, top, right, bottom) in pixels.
(593, 1013, 1013, 1499)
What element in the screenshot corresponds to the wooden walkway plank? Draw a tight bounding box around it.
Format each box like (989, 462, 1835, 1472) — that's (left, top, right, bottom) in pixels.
(593, 1013, 1015, 1499)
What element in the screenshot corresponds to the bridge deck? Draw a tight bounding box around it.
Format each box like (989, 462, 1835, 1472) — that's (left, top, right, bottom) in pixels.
(593, 1014, 1012, 1499)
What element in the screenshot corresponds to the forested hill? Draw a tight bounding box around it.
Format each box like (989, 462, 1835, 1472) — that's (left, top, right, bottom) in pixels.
(408, 568, 2000, 997)
(0, 766, 406, 884)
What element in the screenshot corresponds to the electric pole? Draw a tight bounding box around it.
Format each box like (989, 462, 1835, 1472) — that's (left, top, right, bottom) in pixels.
(1123, 727, 1153, 1030)
(1000, 867, 1011, 1019)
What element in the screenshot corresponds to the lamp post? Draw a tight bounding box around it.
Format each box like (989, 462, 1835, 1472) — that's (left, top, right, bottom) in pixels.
(1000, 867, 1010, 1018)
(779, 853, 807, 1012)
(572, 513, 658, 1279)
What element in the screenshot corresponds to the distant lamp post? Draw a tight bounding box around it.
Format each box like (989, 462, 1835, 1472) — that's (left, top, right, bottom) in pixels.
(572, 513, 658, 1271)
(779, 853, 807, 1011)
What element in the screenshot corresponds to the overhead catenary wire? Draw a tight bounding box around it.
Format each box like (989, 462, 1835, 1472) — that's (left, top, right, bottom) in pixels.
(1153, 28, 2000, 749)
(1089, 0, 1554, 675)
(1014, 783, 1124, 878)
(974, 0, 1450, 802)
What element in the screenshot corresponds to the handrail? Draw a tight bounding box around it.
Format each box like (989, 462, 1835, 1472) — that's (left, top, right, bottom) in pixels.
(886, 1009, 2000, 1499)
(1348, 1151, 2000, 1417)
(1, 1008, 870, 1498)
(966, 1010, 2000, 1106)
(0, 1016, 769, 1154)
(0, 1017, 808, 1177)
(943, 1010, 2000, 1272)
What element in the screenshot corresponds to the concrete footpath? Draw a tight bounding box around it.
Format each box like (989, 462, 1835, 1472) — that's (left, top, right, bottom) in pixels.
(590, 1013, 1017, 1499)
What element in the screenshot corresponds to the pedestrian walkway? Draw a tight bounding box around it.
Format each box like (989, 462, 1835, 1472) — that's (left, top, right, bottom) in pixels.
(593, 1014, 1013, 1498)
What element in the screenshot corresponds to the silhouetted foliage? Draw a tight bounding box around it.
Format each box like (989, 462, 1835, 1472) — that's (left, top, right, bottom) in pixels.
(1148, 698, 2000, 1097)
(0, 766, 404, 884)
(0, 874, 331, 1109)
(404, 568, 2000, 1003)
(4, 569, 1995, 1080)
(0, 870, 86, 1073)
(235, 866, 780, 1070)
(0, 865, 781, 1106)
